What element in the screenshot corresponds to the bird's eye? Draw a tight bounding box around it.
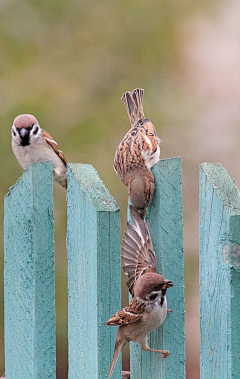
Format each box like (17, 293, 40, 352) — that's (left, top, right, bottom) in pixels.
(12, 129, 16, 136)
(149, 133, 154, 136)
(153, 285, 161, 291)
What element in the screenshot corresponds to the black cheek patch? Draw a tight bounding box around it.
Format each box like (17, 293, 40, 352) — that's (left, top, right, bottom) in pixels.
(33, 126, 39, 135)
(149, 293, 158, 301)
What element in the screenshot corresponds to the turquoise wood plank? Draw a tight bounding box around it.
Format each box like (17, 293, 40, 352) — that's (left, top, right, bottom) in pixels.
(67, 164, 121, 379)
(4, 162, 56, 379)
(199, 163, 240, 378)
(129, 158, 186, 378)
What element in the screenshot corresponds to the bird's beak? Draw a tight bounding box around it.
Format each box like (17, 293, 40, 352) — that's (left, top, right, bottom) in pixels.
(163, 279, 174, 289)
(19, 128, 28, 137)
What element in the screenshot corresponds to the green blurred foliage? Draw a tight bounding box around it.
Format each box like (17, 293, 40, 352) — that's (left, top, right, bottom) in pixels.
(0, 0, 214, 377)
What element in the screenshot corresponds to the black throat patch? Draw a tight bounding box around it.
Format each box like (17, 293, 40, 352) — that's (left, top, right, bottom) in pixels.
(18, 130, 30, 146)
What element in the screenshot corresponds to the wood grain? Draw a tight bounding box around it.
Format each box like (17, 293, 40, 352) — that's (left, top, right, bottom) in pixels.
(67, 164, 122, 378)
(4, 162, 55, 379)
(129, 157, 186, 378)
(199, 163, 240, 378)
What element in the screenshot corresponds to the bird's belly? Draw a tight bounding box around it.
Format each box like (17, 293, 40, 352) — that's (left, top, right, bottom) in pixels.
(126, 300, 168, 343)
(13, 144, 65, 172)
(142, 299, 167, 333)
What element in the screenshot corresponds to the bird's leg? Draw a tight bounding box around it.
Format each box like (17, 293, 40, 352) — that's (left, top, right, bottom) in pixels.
(167, 309, 172, 313)
(140, 337, 170, 358)
(146, 348, 170, 358)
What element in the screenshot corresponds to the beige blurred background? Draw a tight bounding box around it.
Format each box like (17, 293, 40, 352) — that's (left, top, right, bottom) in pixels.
(1, 0, 240, 377)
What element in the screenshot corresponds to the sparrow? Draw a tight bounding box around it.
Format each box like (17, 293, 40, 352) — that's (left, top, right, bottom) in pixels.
(106, 205, 173, 379)
(114, 88, 160, 217)
(11, 114, 68, 189)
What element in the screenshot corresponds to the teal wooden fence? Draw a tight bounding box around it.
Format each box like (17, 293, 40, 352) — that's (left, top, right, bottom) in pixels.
(129, 158, 186, 379)
(5, 159, 240, 378)
(4, 158, 186, 378)
(199, 163, 240, 379)
(4, 162, 56, 378)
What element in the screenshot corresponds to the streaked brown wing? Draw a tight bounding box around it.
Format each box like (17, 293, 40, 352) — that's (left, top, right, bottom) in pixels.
(122, 205, 156, 296)
(113, 128, 146, 185)
(42, 129, 68, 166)
(106, 298, 144, 326)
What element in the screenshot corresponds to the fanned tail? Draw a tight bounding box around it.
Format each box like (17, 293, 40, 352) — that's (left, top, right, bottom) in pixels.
(121, 88, 145, 128)
(108, 330, 126, 379)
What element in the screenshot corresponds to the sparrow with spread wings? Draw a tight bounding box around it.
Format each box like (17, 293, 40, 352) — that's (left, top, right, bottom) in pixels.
(114, 88, 161, 218)
(106, 205, 173, 379)
(11, 114, 68, 189)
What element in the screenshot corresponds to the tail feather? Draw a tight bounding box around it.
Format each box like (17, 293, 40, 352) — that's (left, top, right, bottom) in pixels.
(121, 88, 145, 127)
(108, 330, 126, 379)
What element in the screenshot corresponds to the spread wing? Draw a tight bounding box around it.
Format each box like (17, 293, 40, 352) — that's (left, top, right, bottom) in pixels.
(106, 297, 144, 326)
(122, 205, 156, 296)
(42, 130, 68, 167)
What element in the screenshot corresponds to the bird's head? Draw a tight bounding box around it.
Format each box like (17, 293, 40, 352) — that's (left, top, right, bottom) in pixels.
(12, 114, 41, 147)
(134, 273, 173, 302)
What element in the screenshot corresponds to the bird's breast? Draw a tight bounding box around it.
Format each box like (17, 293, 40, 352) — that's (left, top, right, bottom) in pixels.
(142, 297, 167, 331)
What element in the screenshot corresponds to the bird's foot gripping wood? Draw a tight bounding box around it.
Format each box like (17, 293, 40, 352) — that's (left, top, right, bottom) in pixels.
(146, 348, 170, 358)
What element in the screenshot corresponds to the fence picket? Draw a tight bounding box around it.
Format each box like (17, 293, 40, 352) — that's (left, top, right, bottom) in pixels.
(67, 164, 121, 379)
(4, 162, 56, 379)
(129, 158, 186, 379)
(199, 163, 240, 378)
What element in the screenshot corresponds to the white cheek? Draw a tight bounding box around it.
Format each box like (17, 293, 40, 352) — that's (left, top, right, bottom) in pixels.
(142, 144, 160, 169)
(144, 135, 152, 150)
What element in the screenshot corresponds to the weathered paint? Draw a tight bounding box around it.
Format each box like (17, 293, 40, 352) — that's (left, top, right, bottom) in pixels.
(129, 158, 186, 378)
(67, 164, 121, 378)
(199, 163, 240, 378)
(4, 162, 56, 379)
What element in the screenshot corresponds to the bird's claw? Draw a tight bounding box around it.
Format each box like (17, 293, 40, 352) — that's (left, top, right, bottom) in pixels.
(161, 350, 170, 359)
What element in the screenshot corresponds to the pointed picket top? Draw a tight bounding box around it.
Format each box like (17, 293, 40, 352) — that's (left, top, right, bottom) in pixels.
(67, 163, 121, 379)
(4, 162, 56, 379)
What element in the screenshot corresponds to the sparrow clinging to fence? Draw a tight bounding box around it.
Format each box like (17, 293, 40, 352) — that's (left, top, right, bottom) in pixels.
(106, 205, 173, 379)
(114, 88, 160, 218)
(11, 114, 68, 189)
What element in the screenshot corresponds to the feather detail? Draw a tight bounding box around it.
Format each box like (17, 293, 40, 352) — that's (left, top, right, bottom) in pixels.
(106, 298, 144, 327)
(108, 330, 127, 379)
(42, 130, 68, 167)
(122, 205, 156, 295)
(113, 89, 160, 216)
(121, 88, 145, 128)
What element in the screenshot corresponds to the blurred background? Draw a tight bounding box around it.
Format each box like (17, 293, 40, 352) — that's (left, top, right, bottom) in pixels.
(1, 0, 240, 377)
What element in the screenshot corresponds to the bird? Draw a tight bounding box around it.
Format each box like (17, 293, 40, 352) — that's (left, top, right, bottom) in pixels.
(106, 205, 173, 379)
(114, 88, 160, 218)
(11, 114, 68, 189)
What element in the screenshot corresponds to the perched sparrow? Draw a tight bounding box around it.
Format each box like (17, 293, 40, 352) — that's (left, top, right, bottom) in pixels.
(106, 205, 173, 379)
(114, 88, 160, 217)
(11, 114, 67, 189)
